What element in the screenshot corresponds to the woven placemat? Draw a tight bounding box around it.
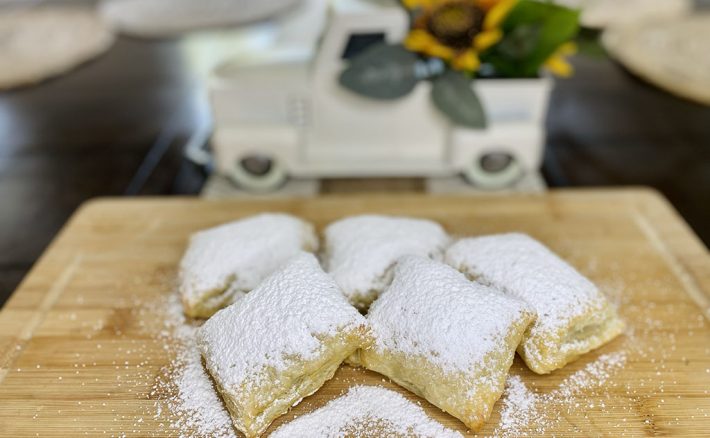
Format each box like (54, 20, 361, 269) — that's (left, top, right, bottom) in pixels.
(555, 0, 691, 29)
(603, 15, 710, 106)
(100, 0, 300, 38)
(0, 5, 115, 90)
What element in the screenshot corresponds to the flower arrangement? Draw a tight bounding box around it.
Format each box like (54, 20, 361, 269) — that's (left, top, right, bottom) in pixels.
(339, 0, 580, 128)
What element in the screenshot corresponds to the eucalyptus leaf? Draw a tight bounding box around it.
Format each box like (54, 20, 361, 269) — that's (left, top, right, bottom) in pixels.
(431, 70, 487, 129)
(339, 43, 420, 100)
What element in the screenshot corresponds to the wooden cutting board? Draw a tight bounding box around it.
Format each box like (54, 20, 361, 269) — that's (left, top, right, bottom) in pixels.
(0, 188, 709, 437)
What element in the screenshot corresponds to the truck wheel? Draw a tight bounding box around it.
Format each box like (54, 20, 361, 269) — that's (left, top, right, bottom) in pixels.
(229, 154, 287, 192)
(462, 152, 524, 190)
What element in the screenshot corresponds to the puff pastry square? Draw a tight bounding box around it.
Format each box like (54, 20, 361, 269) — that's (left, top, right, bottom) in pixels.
(355, 256, 534, 432)
(197, 252, 370, 438)
(179, 213, 317, 318)
(445, 233, 625, 374)
(323, 215, 449, 310)
(270, 385, 463, 438)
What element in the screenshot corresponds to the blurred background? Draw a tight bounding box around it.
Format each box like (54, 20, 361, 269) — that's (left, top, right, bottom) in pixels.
(0, 0, 709, 306)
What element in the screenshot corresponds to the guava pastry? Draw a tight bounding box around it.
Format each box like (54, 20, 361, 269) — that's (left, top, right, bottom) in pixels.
(270, 385, 463, 438)
(179, 213, 317, 318)
(323, 215, 449, 310)
(445, 233, 625, 374)
(353, 256, 534, 432)
(197, 252, 370, 438)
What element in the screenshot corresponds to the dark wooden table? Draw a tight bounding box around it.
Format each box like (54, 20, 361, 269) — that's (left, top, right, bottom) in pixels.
(1, 33, 709, 307)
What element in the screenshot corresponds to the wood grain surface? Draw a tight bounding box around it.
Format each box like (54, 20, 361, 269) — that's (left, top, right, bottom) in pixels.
(0, 188, 708, 437)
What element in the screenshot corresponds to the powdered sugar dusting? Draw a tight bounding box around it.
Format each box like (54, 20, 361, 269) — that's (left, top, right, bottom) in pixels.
(150, 294, 236, 437)
(324, 215, 450, 307)
(445, 233, 621, 369)
(179, 213, 317, 312)
(142, 290, 635, 438)
(197, 252, 368, 396)
(495, 351, 628, 437)
(368, 256, 531, 374)
(446, 233, 603, 335)
(270, 386, 463, 438)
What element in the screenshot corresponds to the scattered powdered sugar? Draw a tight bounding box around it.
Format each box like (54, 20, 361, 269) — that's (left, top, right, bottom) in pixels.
(270, 385, 463, 438)
(150, 294, 236, 438)
(197, 253, 368, 396)
(179, 213, 317, 311)
(555, 351, 627, 398)
(497, 376, 537, 434)
(50, 217, 705, 437)
(167, 333, 236, 437)
(495, 351, 628, 437)
(144, 291, 631, 438)
(323, 215, 450, 307)
(367, 255, 531, 374)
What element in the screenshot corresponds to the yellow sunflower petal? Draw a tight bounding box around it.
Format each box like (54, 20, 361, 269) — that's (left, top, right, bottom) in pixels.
(452, 49, 481, 72)
(474, 29, 503, 51)
(404, 29, 436, 52)
(544, 55, 573, 77)
(544, 42, 578, 77)
(402, 0, 435, 10)
(426, 41, 456, 60)
(484, 0, 518, 30)
(475, 0, 502, 11)
(405, 29, 456, 60)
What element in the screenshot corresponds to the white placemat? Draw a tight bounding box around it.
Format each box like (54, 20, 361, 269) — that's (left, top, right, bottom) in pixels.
(0, 5, 115, 90)
(554, 0, 691, 29)
(603, 15, 710, 106)
(100, 0, 301, 38)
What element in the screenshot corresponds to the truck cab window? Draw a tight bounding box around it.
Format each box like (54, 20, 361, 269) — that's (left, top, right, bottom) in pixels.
(341, 32, 386, 59)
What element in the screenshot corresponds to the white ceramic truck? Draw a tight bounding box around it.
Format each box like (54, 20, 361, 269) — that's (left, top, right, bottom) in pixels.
(209, 0, 551, 191)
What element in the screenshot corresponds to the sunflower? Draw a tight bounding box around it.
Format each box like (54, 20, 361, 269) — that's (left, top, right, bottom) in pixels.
(403, 0, 518, 72)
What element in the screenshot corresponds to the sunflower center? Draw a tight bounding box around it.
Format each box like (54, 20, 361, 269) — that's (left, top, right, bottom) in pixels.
(427, 2, 484, 49)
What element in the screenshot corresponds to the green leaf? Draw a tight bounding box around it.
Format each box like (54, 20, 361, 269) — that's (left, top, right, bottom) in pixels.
(496, 24, 541, 60)
(431, 70, 486, 129)
(339, 43, 420, 100)
(480, 0, 580, 77)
